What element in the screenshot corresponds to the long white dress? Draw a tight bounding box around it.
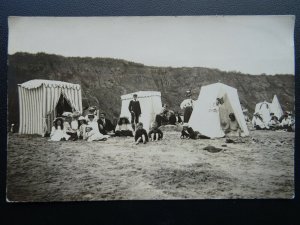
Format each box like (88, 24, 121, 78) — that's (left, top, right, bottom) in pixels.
(85, 121, 108, 142)
(49, 126, 70, 141)
(205, 102, 225, 138)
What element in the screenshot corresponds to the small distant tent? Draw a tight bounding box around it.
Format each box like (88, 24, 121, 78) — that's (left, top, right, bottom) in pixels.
(18, 79, 82, 135)
(189, 83, 249, 138)
(120, 91, 162, 131)
(270, 95, 283, 119)
(254, 101, 272, 124)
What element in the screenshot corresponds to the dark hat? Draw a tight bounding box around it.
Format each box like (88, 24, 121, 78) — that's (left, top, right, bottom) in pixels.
(133, 93, 138, 97)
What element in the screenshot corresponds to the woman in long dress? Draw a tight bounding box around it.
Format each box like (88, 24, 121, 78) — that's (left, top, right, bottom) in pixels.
(205, 98, 225, 138)
(49, 117, 70, 141)
(84, 116, 108, 141)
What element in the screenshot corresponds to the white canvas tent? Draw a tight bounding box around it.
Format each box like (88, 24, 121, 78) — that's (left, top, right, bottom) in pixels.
(120, 91, 162, 131)
(270, 95, 283, 119)
(18, 79, 83, 135)
(189, 83, 249, 138)
(254, 101, 272, 124)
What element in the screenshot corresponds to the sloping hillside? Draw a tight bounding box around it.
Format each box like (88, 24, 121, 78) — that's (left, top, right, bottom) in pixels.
(8, 52, 294, 126)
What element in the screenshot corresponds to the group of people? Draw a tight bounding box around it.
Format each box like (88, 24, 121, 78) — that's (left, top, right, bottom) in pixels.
(50, 107, 115, 142)
(252, 111, 294, 132)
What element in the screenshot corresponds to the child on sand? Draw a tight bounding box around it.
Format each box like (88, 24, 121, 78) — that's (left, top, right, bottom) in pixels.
(77, 116, 87, 139)
(134, 122, 148, 144)
(148, 122, 163, 141)
(49, 117, 70, 141)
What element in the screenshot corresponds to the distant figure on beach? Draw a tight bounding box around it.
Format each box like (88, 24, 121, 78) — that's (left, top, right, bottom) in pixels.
(135, 122, 148, 144)
(223, 113, 241, 137)
(180, 90, 195, 123)
(128, 93, 141, 131)
(279, 112, 294, 132)
(49, 117, 70, 141)
(97, 112, 115, 135)
(148, 122, 163, 141)
(115, 117, 134, 137)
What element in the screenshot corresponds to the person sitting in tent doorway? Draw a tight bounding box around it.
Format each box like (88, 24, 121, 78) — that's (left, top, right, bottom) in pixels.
(135, 122, 148, 144)
(115, 117, 134, 137)
(223, 113, 242, 137)
(97, 112, 115, 135)
(128, 93, 141, 131)
(180, 90, 195, 123)
(148, 122, 163, 141)
(49, 117, 70, 141)
(77, 116, 87, 139)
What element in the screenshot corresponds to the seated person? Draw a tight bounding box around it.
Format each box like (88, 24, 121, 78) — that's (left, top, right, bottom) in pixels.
(168, 111, 182, 125)
(49, 117, 70, 141)
(155, 104, 169, 127)
(148, 122, 163, 141)
(86, 114, 97, 125)
(115, 117, 134, 137)
(268, 115, 280, 130)
(84, 106, 98, 122)
(97, 112, 115, 135)
(84, 122, 108, 142)
(223, 113, 242, 137)
(62, 112, 78, 141)
(77, 116, 87, 139)
(279, 113, 294, 132)
(135, 122, 149, 144)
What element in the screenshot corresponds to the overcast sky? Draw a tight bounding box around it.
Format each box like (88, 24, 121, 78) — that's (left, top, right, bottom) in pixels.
(8, 16, 295, 75)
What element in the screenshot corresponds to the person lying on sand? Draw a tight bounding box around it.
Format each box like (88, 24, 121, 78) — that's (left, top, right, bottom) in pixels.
(180, 123, 209, 139)
(135, 122, 148, 144)
(148, 122, 163, 141)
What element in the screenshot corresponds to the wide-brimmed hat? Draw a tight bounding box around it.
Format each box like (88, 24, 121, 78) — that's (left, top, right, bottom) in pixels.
(72, 111, 81, 118)
(78, 116, 86, 121)
(87, 113, 95, 117)
(62, 112, 73, 117)
(185, 90, 192, 97)
(88, 106, 97, 112)
(183, 123, 189, 127)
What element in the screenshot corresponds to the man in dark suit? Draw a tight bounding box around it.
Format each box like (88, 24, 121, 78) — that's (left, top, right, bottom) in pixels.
(128, 93, 141, 130)
(97, 112, 115, 135)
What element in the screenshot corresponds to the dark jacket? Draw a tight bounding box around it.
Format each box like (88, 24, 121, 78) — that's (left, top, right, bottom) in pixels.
(129, 100, 141, 115)
(181, 127, 197, 139)
(97, 118, 115, 134)
(148, 128, 163, 139)
(169, 114, 182, 125)
(135, 128, 148, 142)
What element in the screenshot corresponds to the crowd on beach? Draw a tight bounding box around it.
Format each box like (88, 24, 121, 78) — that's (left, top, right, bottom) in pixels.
(49, 90, 294, 144)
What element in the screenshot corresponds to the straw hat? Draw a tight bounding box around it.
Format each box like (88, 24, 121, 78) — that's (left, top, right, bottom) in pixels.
(88, 106, 97, 112)
(183, 123, 189, 127)
(62, 112, 73, 117)
(78, 116, 86, 121)
(72, 111, 81, 118)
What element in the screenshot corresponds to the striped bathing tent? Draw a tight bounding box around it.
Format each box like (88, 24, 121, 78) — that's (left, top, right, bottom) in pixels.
(18, 79, 83, 136)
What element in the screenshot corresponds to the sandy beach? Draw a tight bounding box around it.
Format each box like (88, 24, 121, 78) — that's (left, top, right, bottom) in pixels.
(6, 128, 294, 202)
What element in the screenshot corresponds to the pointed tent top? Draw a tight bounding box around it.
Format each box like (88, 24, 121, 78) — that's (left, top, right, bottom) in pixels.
(19, 79, 81, 90)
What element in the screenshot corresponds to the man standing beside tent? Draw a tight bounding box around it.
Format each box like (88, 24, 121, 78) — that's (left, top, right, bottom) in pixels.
(128, 93, 142, 130)
(180, 90, 195, 123)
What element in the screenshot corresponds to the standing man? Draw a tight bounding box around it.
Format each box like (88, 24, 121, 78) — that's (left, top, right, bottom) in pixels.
(128, 93, 141, 130)
(180, 90, 195, 123)
(97, 112, 115, 135)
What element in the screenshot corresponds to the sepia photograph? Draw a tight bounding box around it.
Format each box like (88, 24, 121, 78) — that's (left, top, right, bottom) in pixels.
(6, 16, 295, 201)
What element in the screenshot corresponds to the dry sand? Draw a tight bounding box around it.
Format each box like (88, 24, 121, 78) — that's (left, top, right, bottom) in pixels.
(6, 129, 294, 202)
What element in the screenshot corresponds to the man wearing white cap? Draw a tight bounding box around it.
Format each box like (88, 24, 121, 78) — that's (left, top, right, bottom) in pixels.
(180, 90, 195, 123)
